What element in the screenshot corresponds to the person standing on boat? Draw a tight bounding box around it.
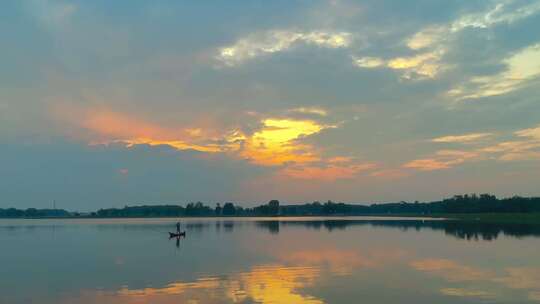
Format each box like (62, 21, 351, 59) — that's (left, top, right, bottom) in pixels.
(176, 221, 181, 233)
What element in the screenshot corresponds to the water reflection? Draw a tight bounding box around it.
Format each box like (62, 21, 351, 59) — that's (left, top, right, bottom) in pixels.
(2, 218, 540, 241)
(0, 218, 540, 241)
(2, 218, 540, 304)
(67, 265, 323, 304)
(411, 258, 540, 302)
(278, 248, 407, 276)
(254, 218, 540, 241)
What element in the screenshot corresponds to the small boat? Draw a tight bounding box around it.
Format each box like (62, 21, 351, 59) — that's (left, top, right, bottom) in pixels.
(169, 231, 186, 238)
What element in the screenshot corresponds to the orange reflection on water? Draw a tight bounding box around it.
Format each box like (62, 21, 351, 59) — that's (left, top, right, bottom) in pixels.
(227, 265, 323, 304)
(117, 277, 221, 296)
(68, 265, 324, 304)
(411, 258, 540, 301)
(410, 258, 493, 282)
(279, 248, 407, 275)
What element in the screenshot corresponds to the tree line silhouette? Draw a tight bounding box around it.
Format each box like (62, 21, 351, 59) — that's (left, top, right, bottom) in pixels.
(1, 194, 540, 218)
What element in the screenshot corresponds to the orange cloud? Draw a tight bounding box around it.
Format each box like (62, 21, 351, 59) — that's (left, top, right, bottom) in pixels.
(480, 127, 540, 161)
(403, 150, 479, 171)
(52, 104, 242, 153)
(53, 104, 378, 181)
(405, 124, 540, 172)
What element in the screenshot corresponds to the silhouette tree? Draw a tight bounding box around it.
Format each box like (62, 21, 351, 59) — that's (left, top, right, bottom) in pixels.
(215, 203, 222, 216)
(222, 202, 236, 216)
(268, 200, 280, 216)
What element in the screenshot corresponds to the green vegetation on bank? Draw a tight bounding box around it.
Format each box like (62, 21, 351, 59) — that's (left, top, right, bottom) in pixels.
(2, 194, 540, 222)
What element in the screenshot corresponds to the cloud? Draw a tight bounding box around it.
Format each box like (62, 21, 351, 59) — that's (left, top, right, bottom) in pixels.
(53, 104, 374, 182)
(405, 123, 540, 171)
(407, 26, 447, 50)
(451, 1, 540, 31)
(52, 105, 243, 153)
(432, 132, 493, 143)
(280, 162, 376, 181)
(403, 150, 479, 171)
(217, 30, 352, 66)
(481, 124, 540, 161)
(385, 1, 540, 85)
(54, 104, 333, 165)
(26, 0, 77, 30)
(352, 56, 385, 68)
(289, 107, 328, 116)
(483, 140, 540, 161)
(240, 118, 333, 166)
(387, 51, 445, 79)
(439, 288, 496, 299)
(515, 124, 540, 140)
(352, 50, 445, 79)
(370, 169, 410, 179)
(449, 43, 540, 100)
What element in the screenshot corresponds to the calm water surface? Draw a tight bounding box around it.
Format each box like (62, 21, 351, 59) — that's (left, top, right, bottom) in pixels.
(2, 217, 540, 304)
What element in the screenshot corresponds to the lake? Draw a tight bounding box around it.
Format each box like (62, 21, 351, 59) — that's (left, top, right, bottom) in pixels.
(1, 217, 540, 304)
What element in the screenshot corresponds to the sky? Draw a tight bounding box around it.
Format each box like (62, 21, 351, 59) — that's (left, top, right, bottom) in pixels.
(1, 0, 540, 210)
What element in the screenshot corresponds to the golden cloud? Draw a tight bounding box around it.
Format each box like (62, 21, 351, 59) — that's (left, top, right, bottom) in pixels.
(53, 104, 372, 180)
(240, 118, 334, 166)
(352, 50, 445, 79)
(352, 56, 385, 68)
(407, 26, 446, 50)
(432, 132, 493, 143)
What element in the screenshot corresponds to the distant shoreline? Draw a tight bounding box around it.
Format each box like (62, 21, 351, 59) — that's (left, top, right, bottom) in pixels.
(3, 194, 540, 223)
(3, 212, 540, 224)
